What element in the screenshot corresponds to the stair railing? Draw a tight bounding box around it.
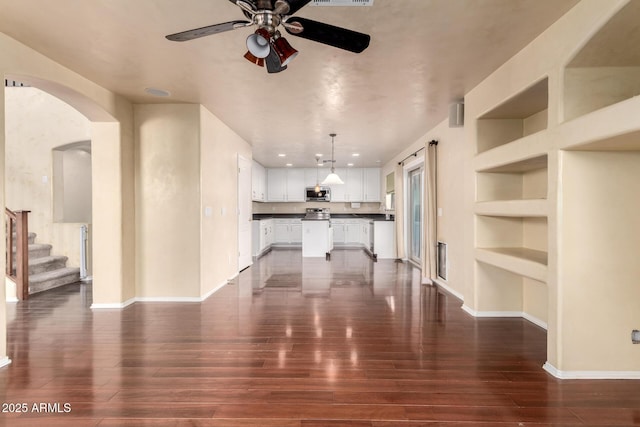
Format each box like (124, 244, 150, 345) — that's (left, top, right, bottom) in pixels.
(5, 208, 30, 300)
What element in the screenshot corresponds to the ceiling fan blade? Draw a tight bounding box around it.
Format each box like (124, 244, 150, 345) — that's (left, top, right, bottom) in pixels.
(265, 46, 288, 73)
(284, 17, 370, 53)
(166, 20, 251, 42)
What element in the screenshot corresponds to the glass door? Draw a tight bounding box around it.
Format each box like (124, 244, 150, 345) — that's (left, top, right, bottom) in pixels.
(408, 166, 423, 264)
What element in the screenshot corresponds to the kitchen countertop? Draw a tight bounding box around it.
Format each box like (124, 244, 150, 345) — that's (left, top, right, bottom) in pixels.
(252, 213, 394, 221)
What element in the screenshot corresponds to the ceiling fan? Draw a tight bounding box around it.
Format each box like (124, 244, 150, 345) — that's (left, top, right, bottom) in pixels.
(165, 0, 371, 73)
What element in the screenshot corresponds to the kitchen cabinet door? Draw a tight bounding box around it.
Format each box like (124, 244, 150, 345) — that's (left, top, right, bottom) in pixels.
(267, 169, 287, 201)
(345, 222, 361, 244)
(346, 168, 363, 201)
(290, 223, 302, 244)
(363, 168, 381, 202)
(274, 222, 290, 244)
(332, 223, 345, 244)
(286, 169, 305, 202)
(252, 160, 266, 202)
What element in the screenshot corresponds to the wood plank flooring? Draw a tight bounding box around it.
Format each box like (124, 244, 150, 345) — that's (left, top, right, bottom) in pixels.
(2, 248, 640, 426)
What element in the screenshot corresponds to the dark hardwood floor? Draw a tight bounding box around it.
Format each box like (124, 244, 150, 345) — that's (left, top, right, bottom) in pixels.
(2, 248, 640, 426)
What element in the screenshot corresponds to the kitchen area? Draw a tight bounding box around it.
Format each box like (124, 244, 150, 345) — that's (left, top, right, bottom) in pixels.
(251, 160, 396, 261)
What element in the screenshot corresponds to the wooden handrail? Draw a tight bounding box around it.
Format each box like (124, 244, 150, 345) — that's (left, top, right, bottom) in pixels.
(5, 208, 30, 300)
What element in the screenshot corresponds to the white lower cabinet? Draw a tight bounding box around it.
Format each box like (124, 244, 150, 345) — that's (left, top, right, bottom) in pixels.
(332, 220, 345, 244)
(252, 219, 274, 257)
(273, 218, 303, 246)
(345, 221, 362, 245)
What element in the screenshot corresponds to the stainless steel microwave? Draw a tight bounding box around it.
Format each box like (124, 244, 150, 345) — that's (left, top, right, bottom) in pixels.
(306, 187, 330, 202)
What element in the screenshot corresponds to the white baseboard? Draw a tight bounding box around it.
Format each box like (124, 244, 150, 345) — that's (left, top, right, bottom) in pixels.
(6, 297, 18, 303)
(433, 279, 464, 302)
(543, 362, 640, 379)
(91, 274, 236, 309)
(461, 305, 548, 330)
(0, 357, 12, 369)
(91, 297, 136, 309)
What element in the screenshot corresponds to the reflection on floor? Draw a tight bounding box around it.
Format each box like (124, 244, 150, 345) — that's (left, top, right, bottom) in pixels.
(2, 248, 640, 425)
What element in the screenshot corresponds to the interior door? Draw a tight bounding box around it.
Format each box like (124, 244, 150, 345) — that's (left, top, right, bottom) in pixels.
(238, 155, 253, 271)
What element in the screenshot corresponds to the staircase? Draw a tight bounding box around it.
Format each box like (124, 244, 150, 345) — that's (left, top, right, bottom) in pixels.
(21, 232, 81, 294)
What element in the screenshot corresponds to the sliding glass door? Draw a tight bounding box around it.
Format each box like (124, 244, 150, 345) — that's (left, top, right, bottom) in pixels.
(408, 166, 423, 264)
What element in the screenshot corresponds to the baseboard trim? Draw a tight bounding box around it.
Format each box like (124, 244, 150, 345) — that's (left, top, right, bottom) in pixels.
(0, 357, 12, 369)
(6, 297, 18, 303)
(91, 297, 136, 310)
(461, 305, 548, 330)
(522, 313, 548, 330)
(543, 362, 640, 379)
(200, 276, 236, 301)
(433, 279, 464, 302)
(91, 274, 237, 309)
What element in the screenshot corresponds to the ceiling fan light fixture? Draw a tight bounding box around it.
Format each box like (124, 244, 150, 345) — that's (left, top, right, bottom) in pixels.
(243, 50, 265, 67)
(273, 36, 298, 66)
(246, 28, 272, 58)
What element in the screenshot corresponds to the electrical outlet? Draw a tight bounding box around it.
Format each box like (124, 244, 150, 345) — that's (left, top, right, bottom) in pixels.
(632, 330, 640, 344)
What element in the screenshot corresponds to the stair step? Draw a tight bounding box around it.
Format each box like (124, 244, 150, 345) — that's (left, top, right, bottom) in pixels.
(29, 267, 81, 294)
(29, 255, 69, 275)
(10, 232, 37, 244)
(28, 243, 52, 259)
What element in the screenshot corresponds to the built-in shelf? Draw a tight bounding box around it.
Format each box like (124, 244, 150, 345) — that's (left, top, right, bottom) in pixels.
(475, 247, 547, 282)
(477, 78, 548, 154)
(475, 199, 547, 217)
(564, 1, 640, 122)
(476, 154, 548, 203)
(559, 95, 640, 151)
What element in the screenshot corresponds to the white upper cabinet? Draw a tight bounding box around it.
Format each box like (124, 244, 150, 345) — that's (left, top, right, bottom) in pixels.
(330, 168, 363, 202)
(266, 167, 381, 202)
(267, 168, 287, 201)
(252, 160, 266, 202)
(286, 169, 305, 202)
(363, 168, 381, 202)
(267, 168, 306, 202)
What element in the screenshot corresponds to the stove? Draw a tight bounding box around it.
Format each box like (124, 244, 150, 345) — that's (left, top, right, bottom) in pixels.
(304, 207, 330, 220)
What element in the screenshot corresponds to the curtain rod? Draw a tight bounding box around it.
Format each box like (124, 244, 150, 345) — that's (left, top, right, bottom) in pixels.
(398, 140, 438, 165)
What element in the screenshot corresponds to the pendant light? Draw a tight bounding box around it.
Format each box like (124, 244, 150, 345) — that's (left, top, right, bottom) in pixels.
(314, 155, 321, 193)
(321, 133, 344, 185)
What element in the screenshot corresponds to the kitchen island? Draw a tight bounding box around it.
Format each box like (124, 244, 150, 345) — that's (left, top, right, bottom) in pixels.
(301, 219, 333, 258)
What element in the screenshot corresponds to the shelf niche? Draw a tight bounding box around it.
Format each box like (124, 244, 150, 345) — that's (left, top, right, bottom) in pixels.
(477, 155, 547, 202)
(477, 78, 548, 153)
(564, 1, 640, 122)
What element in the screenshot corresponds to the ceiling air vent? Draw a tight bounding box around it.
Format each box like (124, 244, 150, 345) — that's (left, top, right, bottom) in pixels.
(311, 0, 374, 6)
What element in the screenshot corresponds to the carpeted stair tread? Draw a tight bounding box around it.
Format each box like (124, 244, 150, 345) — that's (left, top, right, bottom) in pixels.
(29, 267, 80, 284)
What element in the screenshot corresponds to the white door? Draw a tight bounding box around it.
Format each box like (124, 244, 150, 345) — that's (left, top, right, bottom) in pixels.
(238, 155, 253, 271)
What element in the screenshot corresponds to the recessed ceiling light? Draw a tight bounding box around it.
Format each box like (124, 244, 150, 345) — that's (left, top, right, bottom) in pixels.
(347, 163, 354, 167)
(286, 163, 293, 167)
(316, 153, 323, 157)
(352, 153, 360, 157)
(376, 160, 381, 163)
(317, 163, 324, 167)
(144, 87, 171, 97)
(278, 154, 286, 157)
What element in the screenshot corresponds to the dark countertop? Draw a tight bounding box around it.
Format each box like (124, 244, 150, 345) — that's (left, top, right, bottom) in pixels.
(253, 213, 394, 221)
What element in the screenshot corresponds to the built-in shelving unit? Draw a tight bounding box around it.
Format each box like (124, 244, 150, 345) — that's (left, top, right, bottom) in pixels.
(563, 1, 640, 123)
(473, 76, 550, 322)
(476, 78, 548, 154)
(468, 1, 640, 374)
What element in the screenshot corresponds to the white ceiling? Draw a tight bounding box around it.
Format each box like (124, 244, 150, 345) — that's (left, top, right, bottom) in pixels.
(0, 0, 578, 167)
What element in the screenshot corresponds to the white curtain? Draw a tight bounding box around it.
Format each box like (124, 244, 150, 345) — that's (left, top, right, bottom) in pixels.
(394, 163, 405, 260)
(421, 142, 437, 284)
